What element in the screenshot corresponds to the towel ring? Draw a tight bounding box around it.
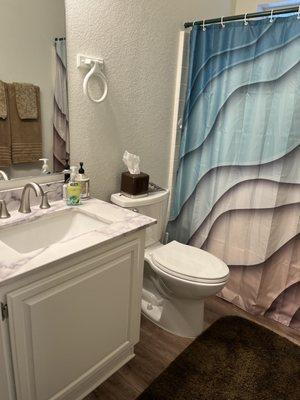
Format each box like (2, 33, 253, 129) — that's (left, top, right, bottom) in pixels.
(83, 61, 108, 103)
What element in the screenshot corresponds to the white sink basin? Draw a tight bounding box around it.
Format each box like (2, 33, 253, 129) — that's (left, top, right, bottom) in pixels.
(0, 209, 111, 254)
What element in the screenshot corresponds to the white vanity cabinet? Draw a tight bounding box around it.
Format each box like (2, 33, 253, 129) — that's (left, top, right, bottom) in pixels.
(0, 231, 145, 400)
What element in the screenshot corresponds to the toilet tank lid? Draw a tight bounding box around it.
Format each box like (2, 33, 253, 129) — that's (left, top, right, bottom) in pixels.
(111, 189, 169, 207)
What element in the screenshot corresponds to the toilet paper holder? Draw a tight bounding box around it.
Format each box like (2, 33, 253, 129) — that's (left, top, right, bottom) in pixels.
(77, 54, 108, 103)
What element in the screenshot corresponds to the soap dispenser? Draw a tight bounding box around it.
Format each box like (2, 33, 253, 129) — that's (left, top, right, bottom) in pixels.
(62, 159, 71, 201)
(63, 159, 70, 182)
(66, 166, 81, 206)
(39, 158, 50, 175)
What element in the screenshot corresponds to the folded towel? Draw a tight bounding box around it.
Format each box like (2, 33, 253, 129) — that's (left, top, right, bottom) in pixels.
(13, 82, 38, 120)
(0, 81, 8, 120)
(8, 83, 42, 164)
(0, 82, 12, 166)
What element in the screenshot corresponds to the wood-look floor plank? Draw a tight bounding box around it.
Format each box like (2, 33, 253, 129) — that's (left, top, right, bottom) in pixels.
(85, 296, 299, 400)
(139, 317, 191, 361)
(83, 392, 98, 400)
(117, 345, 167, 391)
(93, 373, 139, 400)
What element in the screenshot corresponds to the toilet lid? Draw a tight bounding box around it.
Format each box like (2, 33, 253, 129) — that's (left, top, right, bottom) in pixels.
(151, 241, 229, 284)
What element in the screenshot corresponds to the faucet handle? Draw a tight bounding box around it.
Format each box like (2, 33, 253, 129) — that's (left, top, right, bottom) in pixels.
(40, 192, 51, 209)
(0, 200, 11, 219)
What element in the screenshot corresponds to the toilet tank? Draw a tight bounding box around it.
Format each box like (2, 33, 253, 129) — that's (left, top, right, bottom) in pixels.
(111, 188, 169, 247)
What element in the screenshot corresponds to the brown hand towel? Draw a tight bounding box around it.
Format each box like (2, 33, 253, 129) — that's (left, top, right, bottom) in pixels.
(0, 81, 8, 119)
(13, 82, 38, 120)
(0, 81, 12, 166)
(8, 83, 42, 164)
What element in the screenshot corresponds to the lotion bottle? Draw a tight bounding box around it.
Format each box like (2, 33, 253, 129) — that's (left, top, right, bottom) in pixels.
(76, 162, 90, 199)
(62, 159, 70, 201)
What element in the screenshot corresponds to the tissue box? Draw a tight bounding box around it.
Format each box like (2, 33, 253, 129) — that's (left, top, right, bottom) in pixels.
(121, 172, 149, 196)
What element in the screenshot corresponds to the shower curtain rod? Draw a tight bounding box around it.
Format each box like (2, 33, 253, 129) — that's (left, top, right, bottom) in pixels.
(184, 6, 300, 28)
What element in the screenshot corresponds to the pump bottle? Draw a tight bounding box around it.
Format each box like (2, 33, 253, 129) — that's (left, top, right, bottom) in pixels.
(66, 166, 81, 206)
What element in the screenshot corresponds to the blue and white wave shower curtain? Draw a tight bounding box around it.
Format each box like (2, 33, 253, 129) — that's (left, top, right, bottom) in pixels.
(53, 39, 69, 172)
(168, 15, 300, 328)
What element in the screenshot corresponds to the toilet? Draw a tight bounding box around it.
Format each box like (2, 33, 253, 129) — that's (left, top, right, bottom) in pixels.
(111, 188, 229, 338)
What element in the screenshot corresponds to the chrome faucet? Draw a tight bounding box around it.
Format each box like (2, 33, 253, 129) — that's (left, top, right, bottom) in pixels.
(18, 182, 46, 213)
(0, 170, 9, 181)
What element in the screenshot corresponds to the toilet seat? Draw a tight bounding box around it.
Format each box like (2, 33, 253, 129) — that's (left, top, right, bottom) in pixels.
(150, 241, 229, 284)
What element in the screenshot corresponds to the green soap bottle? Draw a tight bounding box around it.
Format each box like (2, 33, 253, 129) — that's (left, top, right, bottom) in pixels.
(67, 166, 81, 206)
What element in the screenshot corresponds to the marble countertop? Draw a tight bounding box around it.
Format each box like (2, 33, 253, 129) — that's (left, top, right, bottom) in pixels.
(0, 198, 156, 287)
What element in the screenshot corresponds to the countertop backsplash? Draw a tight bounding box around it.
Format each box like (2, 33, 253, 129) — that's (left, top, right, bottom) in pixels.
(0, 181, 63, 212)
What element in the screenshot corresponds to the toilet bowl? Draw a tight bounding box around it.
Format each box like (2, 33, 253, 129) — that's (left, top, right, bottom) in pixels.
(111, 188, 229, 338)
(142, 241, 228, 337)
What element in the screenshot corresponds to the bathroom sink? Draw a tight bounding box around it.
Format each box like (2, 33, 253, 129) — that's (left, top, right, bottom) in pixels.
(0, 209, 111, 254)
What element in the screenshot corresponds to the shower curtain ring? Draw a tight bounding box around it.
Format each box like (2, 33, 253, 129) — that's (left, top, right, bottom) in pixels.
(202, 19, 206, 31)
(269, 9, 274, 23)
(220, 16, 225, 28)
(244, 13, 248, 25)
(297, 6, 300, 20)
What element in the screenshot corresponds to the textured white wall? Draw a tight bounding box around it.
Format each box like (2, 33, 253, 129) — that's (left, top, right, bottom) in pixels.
(235, 0, 286, 13)
(65, 0, 234, 201)
(0, 0, 66, 178)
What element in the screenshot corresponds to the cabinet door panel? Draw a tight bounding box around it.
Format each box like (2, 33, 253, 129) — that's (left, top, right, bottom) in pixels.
(7, 240, 141, 400)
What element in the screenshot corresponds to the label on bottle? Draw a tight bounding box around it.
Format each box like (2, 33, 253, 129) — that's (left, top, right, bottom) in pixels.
(67, 184, 81, 205)
(80, 181, 86, 194)
(79, 179, 90, 199)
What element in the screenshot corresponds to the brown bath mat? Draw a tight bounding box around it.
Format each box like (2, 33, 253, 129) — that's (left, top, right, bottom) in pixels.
(137, 316, 300, 400)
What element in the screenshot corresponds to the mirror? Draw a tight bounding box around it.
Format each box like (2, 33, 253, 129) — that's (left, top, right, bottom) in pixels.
(0, 0, 68, 186)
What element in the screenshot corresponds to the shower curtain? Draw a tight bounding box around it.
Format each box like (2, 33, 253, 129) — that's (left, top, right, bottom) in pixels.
(168, 15, 300, 329)
(53, 38, 69, 172)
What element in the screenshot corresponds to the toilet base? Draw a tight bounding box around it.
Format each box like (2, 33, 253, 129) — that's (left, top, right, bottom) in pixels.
(141, 287, 204, 338)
